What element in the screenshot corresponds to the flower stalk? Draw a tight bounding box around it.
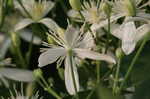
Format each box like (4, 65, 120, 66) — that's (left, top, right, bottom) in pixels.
(119, 35, 148, 93)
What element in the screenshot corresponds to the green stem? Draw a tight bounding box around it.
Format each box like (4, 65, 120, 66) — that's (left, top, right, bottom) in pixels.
(40, 76, 62, 99)
(113, 58, 121, 94)
(105, 15, 110, 53)
(17, 48, 26, 68)
(69, 52, 79, 99)
(96, 61, 101, 84)
(26, 34, 33, 66)
(119, 37, 148, 92)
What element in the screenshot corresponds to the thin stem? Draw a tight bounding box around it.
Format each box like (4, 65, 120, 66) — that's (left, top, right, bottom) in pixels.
(40, 76, 62, 99)
(69, 52, 79, 99)
(86, 88, 95, 99)
(119, 37, 148, 92)
(26, 34, 34, 66)
(96, 61, 101, 84)
(16, 46, 26, 68)
(113, 58, 121, 94)
(105, 15, 110, 53)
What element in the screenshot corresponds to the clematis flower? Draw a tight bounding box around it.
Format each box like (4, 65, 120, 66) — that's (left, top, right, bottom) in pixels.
(91, 0, 150, 32)
(112, 19, 150, 55)
(109, 0, 150, 55)
(68, 1, 123, 35)
(14, 0, 55, 31)
(38, 25, 116, 95)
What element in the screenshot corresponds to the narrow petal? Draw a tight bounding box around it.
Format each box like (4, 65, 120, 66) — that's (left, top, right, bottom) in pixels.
(39, 18, 60, 33)
(0, 68, 35, 82)
(111, 24, 124, 39)
(0, 38, 11, 59)
(135, 24, 150, 42)
(65, 55, 80, 95)
(38, 47, 66, 67)
(122, 21, 137, 55)
(74, 48, 116, 64)
(64, 26, 80, 46)
(42, 1, 55, 17)
(14, 18, 34, 31)
(77, 32, 95, 49)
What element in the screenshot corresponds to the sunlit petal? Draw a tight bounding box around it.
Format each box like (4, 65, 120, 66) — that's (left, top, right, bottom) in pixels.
(65, 55, 79, 95)
(38, 47, 66, 67)
(74, 48, 116, 64)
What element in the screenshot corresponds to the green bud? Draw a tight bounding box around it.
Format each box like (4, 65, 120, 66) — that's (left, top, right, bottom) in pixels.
(115, 48, 124, 59)
(69, 0, 82, 11)
(101, 2, 112, 17)
(124, 0, 136, 16)
(33, 69, 43, 79)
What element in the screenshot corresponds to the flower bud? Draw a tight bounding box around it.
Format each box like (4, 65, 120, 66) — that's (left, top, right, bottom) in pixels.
(101, 2, 112, 17)
(33, 69, 43, 79)
(115, 48, 124, 59)
(69, 0, 82, 11)
(124, 0, 136, 16)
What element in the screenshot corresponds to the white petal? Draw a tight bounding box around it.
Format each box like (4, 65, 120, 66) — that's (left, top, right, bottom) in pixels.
(19, 29, 42, 45)
(0, 38, 11, 59)
(39, 18, 59, 33)
(111, 24, 124, 39)
(137, 13, 150, 20)
(64, 26, 80, 46)
(121, 21, 137, 55)
(74, 48, 116, 64)
(38, 47, 66, 67)
(0, 68, 35, 82)
(77, 32, 95, 49)
(135, 24, 150, 42)
(65, 55, 79, 95)
(41, 1, 55, 18)
(91, 14, 123, 32)
(14, 18, 34, 31)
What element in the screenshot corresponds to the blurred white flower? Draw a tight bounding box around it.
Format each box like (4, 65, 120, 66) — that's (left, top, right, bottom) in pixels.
(14, 0, 55, 31)
(112, 18, 150, 55)
(38, 26, 116, 95)
(91, 0, 150, 32)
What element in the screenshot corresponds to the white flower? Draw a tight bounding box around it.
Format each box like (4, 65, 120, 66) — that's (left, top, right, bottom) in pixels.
(14, 0, 55, 31)
(38, 26, 116, 95)
(112, 18, 150, 55)
(91, 0, 150, 32)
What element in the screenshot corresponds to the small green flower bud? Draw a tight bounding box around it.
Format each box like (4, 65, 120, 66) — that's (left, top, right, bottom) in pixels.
(101, 2, 112, 17)
(33, 69, 43, 79)
(115, 48, 124, 59)
(124, 0, 136, 16)
(69, 0, 82, 11)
